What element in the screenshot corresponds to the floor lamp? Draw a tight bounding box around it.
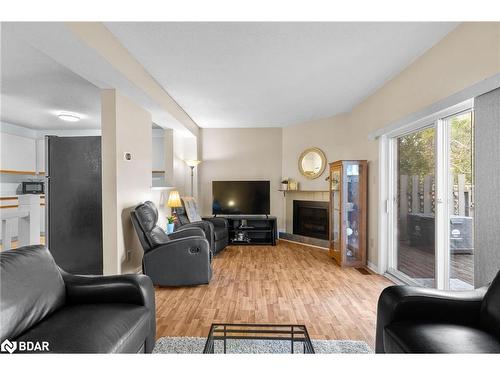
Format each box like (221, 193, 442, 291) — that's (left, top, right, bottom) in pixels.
(185, 160, 201, 196)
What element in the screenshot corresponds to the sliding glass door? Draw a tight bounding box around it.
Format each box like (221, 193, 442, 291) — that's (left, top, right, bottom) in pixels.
(386, 102, 474, 290)
(395, 127, 437, 287)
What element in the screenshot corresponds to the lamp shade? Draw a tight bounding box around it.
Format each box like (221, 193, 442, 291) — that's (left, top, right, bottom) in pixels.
(185, 159, 201, 168)
(167, 190, 182, 208)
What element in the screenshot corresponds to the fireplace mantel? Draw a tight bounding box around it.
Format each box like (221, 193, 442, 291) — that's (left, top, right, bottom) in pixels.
(278, 189, 328, 197)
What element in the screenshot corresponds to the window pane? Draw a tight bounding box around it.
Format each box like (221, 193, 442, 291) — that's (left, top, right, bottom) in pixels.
(396, 127, 436, 287)
(331, 169, 341, 253)
(448, 111, 474, 290)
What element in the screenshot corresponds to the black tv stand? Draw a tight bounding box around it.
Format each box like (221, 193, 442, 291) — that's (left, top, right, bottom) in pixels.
(224, 216, 277, 246)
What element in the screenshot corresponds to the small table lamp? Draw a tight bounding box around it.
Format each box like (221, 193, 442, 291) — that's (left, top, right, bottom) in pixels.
(167, 190, 182, 218)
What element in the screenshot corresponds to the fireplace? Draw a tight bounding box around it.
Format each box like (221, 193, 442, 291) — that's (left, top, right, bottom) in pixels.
(293, 200, 329, 240)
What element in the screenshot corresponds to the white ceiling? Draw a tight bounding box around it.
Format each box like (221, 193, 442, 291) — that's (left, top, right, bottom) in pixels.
(105, 22, 459, 128)
(1, 22, 458, 131)
(2, 22, 196, 134)
(1, 29, 101, 130)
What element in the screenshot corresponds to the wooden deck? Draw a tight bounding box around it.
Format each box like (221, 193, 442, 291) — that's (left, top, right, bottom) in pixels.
(397, 241, 474, 287)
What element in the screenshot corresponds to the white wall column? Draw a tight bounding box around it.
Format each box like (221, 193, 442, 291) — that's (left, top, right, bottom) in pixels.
(101, 89, 152, 275)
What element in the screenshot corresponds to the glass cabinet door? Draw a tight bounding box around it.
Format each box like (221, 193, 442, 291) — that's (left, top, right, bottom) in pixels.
(329, 160, 367, 267)
(344, 163, 362, 265)
(330, 167, 342, 261)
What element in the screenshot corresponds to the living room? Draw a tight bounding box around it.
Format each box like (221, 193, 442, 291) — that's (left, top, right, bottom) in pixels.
(1, 1, 500, 373)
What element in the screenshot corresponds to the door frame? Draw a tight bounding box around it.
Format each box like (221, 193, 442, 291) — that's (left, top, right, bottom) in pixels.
(378, 99, 474, 289)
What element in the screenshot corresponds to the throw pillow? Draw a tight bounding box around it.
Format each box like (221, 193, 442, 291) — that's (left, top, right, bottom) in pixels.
(182, 196, 203, 222)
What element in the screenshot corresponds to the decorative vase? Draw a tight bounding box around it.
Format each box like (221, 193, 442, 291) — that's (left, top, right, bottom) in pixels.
(289, 181, 298, 191)
(167, 223, 175, 234)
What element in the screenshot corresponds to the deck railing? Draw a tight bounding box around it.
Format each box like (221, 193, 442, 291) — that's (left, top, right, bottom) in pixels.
(398, 174, 473, 238)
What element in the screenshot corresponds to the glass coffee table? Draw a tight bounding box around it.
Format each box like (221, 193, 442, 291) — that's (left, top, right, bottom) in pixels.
(203, 323, 315, 354)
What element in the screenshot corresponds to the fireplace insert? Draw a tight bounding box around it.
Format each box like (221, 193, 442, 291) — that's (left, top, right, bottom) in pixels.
(293, 200, 329, 240)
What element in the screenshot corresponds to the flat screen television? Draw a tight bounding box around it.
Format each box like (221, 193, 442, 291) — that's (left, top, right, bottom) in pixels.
(212, 181, 270, 215)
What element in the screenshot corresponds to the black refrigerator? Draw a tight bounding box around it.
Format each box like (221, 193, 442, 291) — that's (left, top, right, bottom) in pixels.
(46, 136, 103, 274)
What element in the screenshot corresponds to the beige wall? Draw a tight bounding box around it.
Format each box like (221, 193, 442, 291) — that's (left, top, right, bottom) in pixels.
(282, 113, 350, 192)
(101, 89, 152, 275)
(199, 128, 284, 230)
(281, 114, 348, 234)
(173, 131, 198, 198)
(281, 22, 500, 267)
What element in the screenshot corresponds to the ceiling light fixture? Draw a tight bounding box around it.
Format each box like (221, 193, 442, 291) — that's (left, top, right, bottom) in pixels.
(57, 113, 81, 122)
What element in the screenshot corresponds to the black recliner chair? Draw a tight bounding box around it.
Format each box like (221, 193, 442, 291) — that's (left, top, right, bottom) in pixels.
(0, 245, 156, 353)
(176, 206, 229, 254)
(376, 271, 500, 353)
(131, 201, 212, 286)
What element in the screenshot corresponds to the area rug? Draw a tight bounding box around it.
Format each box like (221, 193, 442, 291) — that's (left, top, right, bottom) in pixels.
(153, 336, 372, 354)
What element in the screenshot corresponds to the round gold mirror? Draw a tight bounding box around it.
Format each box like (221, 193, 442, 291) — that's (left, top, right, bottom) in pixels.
(298, 147, 327, 179)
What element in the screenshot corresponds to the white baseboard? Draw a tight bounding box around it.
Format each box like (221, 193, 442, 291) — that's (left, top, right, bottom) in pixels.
(278, 238, 329, 251)
(382, 272, 405, 285)
(367, 261, 379, 274)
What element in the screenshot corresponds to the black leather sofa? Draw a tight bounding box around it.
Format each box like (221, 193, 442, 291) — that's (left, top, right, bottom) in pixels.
(376, 271, 500, 353)
(0, 245, 156, 353)
(176, 207, 229, 254)
(131, 201, 212, 286)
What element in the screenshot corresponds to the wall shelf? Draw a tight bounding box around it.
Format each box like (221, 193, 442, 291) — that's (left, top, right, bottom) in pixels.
(0, 169, 37, 175)
(151, 186, 174, 191)
(0, 195, 45, 209)
(0, 195, 45, 200)
(278, 189, 329, 197)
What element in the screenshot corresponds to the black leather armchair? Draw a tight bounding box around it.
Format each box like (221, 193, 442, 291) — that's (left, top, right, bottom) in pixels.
(131, 201, 212, 286)
(0, 245, 155, 353)
(176, 207, 229, 254)
(376, 271, 500, 353)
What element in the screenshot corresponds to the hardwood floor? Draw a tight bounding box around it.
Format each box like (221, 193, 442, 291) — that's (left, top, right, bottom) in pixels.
(155, 240, 393, 347)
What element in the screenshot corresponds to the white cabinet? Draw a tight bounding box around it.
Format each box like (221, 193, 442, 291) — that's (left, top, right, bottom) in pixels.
(0, 196, 44, 240)
(36, 138, 45, 174)
(0, 133, 36, 172)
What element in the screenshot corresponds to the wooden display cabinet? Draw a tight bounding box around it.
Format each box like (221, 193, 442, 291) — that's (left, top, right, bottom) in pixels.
(328, 160, 368, 267)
